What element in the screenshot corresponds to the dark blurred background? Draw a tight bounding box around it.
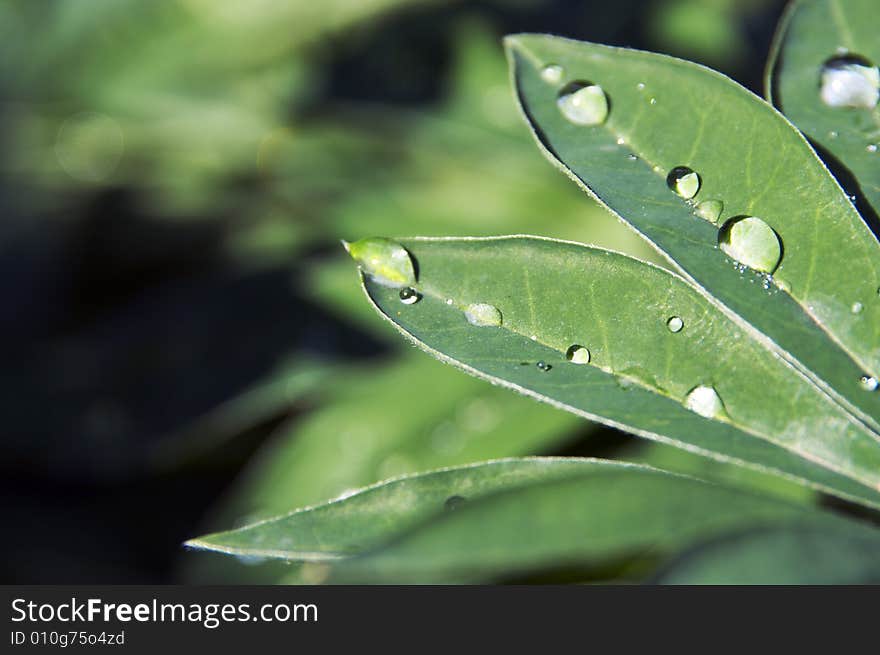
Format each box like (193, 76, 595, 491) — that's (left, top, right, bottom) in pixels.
(0, 0, 797, 583)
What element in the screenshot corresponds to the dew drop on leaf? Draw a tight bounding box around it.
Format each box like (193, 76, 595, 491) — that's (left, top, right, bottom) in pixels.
(536, 361, 552, 372)
(565, 345, 591, 364)
(851, 301, 863, 314)
(695, 199, 723, 224)
(344, 237, 416, 288)
(718, 216, 782, 274)
(868, 144, 878, 153)
(685, 385, 726, 419)
(557, 81, 609, 126)
(667, 166, 701, 199)
(399, 287, 421, 305)
(666, 316, 684, 333)
(820, 55, 880, 109)
(860, 375, 879, 392)
(464, 303, 503, 327)
(444, 495, 467, 511)
(540, 64, 564, 84)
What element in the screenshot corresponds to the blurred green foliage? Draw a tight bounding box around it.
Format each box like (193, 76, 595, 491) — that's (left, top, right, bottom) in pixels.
(0, 0, 799, 583)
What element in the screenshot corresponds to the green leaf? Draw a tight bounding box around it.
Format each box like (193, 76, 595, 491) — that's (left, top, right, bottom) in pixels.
(187, 458, 617, 561)
(505, 33, 880, 432)
(212, 354, 583, 519)
(767, 0, 880, 218)
(654, 524, 880, 584)
(355, 236, 880, 508)
(187, 458, 879, 583)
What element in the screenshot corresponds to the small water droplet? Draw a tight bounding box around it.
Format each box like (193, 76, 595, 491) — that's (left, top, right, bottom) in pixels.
(718, 216, 782, 274)
(868, 144, 878, 153)
(446, 298, 454, 305)
(852, 301, 864, 314)
(616, 137, 626, 145)
(666, 316, 684, 333)
(828, 130, 839, 139)
(649, 97, 657, 105)
(695, 199, 723, 224)
(541, 64, 564, 84)
(685, 385, 726, 419)
(565, 345, 591, 364)
(775, 277, 792, 293)
(859, 375, 879, 392)
(667, 166, 701, 199)
(444, 495, 467, 511)
(637, 82, 646, 90)
(820, 54, 880, 109)
(557, 81, 609, 126)
(399, 287, 421, 305)
(536, 361, 552, 372)
(464, 303, 503, 327)
(627, 153, 639, 161)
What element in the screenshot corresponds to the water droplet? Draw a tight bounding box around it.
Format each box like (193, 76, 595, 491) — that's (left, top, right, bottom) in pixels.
(399, 287, 421, 305)
(667, 166, 701, 199)
(718, 216, 782, 274)
(637, 82, 646, 91)
(444, 495, 467, 511)
(828, 130, 839, 139)
(860, 375, 879, 391)
(344, 237, 416, 288)
(820, 54, 880, 109)
(775, 277, 792, 293)
(666, 316, 684, 333)
(541, 64, 564, 84)
(627, 154, 639, 161)
(649, 97, 657, 105)
(565, 345, 591, 364)
(695, 199, 723, 224)
(536, 361, 552, 372)
(852, 301, 864, 314)
(868, 144, 878, 153)
(446, 298, 454, 305)
(616, 137, 626, 145)
(685, 385, 726, 419)
(464, 303, 502, 327)
(557, 81, 609, 126)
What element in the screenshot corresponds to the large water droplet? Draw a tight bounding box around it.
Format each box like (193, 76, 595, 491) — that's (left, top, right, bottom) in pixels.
(667, 166, 701, 199)
(718, 216, 782, 274)
(399, 287, 421, 305)
(566, 345, 591, 364)
(860, 375, 879, 391)
(344, 237, 416, 288)
(465, 303, 502, 327)
(666, 316, 684, 333)
(820, 55, 880, 109)
(541, 64, 564, 84)
(444, 495, 467, 511)
(685, 385, 726, 419)
(695, 199, 723, 224)
(557, 81, 609, 126)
